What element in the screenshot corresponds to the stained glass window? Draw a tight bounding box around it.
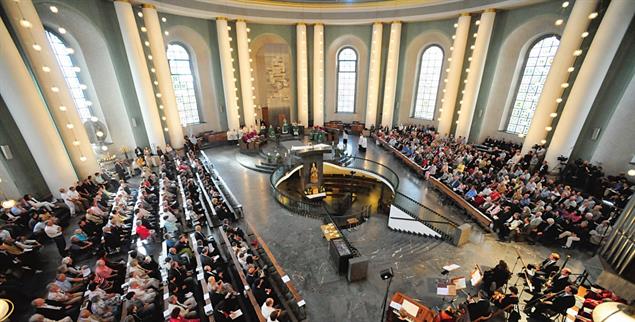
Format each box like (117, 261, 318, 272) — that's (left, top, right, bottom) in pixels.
(167, 44, 200, 125)
(336, 47, 358, 113)
(412, 45, 443, 120)
(507, 35, 560, 135)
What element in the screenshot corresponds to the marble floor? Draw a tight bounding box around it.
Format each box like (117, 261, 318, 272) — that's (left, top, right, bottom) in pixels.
(203, 136, 603, 322)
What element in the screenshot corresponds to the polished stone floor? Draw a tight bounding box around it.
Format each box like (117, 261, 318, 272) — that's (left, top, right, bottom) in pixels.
(204, 136, 603, 322)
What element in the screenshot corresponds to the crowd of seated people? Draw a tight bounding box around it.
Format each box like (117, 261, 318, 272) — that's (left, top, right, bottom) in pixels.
(377, 125, 633, 250)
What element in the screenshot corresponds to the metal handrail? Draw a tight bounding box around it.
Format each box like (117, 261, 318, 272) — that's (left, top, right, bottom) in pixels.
(392, 192, 459, 241)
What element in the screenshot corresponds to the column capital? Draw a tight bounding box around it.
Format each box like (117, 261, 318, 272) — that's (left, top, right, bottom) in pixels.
(114, 0, 132, 3)
(314, 22, 324, 27)
(142, 4, 156, 9)
(216, 16, 228, 21)
(297, 22, 306, 26)
(484, 8, 496, 13)
(460, 13, 471, 17)
(236, 18, 247, 23)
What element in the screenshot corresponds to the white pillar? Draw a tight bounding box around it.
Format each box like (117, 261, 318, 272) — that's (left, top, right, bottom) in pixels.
(545, 0, 635, 166)
(380, 22, 402, 128)
(0, 18, 77, 195)
(216, 18, 241, 130)
(142, 4, 185, 149)
(296, 23, 309, 126)
(313, 24, 325, 127)
(522, 0, 598, 154)
(438, 14, 471, 136)
(114, 0, 166, 148)
(365, 22, 383, 128)
(455, 9, 495, 140)
(1, 0, 98, 178)
(236, 20, 256, 128)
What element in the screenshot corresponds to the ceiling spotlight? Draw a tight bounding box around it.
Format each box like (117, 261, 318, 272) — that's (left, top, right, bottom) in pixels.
(562, 1, 569, 8)
(567, 67, 575, 72)
(159, 105, 164, 109)
(556, 98, 563, 103)
(555, 19, 563, 26)
(90, 116, 98, 122)
(453, 23, 458, 28)
(66, 123, 74, 129)
(80, 156, 87, 162)
(545, 126, 553, 131)
(141, 26, 147, 32)
(164, 127, 169, 132)
(96, 131, 104, 137)
(58, 27, 67, 34)
(51, 86, 60, 92)
(32, 43, 42, 51)
(42, 66, 51, 72)
(73, 140, 80, 146)
(550, 113, 558, 118)
(628, 169, 635, 177)
(475, 20, 480, 25)
(59, 105, 67, 111)
(144, 41, 150, 46)
(561, 83, 569, 88)
(156, 93, 162, 98)
(137, 12, 143, 18)
(101, 145, 108, 151)
(50, 6, 59, 13)
(573, 49, 583, 56)
(588, 12, 598, 19)
(540, 139, 547, 144)
(581, 31, 589, 38)
(19, 19, 32, 28)
(162, 17, 167, 23)
(161, 116, 167, 121)
(164, 31, 169, 36)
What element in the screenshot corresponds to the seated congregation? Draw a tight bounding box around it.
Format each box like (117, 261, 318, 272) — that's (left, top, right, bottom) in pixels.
(376, 124, 632, 250)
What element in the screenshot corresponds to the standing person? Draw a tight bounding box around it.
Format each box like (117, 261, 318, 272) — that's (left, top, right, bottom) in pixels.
(342, 130, 349, 145)
(45, 219, 67, 257)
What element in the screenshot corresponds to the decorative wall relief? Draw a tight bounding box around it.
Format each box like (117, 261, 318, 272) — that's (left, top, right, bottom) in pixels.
(264, 54, 291, 106)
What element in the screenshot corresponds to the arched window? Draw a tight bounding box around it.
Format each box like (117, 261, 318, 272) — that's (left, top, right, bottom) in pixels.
(412, 45, 443, 120)
(506, 35, 560, 135)
(166, 43, 200, 125)
(336, 47, 358, 113)
(45, 30, 93, 123)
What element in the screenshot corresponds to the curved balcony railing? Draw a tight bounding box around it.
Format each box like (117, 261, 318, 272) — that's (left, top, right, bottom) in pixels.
(334, 156, 400, 191)
(270, 165, 329, 218)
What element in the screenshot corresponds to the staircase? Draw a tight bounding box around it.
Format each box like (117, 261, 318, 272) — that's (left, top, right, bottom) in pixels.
(388, 205, 442, 239)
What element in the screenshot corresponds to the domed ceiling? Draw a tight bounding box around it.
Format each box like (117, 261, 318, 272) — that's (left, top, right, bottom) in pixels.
(145, 0, 547, 24)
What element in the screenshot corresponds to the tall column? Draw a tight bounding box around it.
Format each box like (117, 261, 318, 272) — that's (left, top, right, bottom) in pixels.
(142, 4, 185, 148)
(0, 18, 77, 195)
(1, 0, 98, 178)
(313, 24, 325, 126)
(545, 0, 635, 166)
(455, 9, 495, 140)
(522, 0, 598, 154)
(114, 0, 165, 148)
(438, 14, 471, 136)
(296, 23, 309, 126)
(236, 20, 256, 128)
(365, 22, 383, 127)
(216, 18, 241, 130)
(380, 22, 402, 128)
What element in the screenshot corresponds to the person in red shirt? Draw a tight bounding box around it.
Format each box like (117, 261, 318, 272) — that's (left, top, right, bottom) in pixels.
(135, 220, 153, 241)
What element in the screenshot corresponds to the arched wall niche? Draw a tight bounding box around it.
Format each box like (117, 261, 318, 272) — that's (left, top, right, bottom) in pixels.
(250, 33, 295, 127)
(36, 1, 137, 154)
(396, 30, 451, 126)
(473, 13, 561, 144)
(325, 34, 369, 124)
(165, 25, 223, 134)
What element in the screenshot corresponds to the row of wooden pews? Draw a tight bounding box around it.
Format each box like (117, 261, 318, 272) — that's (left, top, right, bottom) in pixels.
(373, 134, 493, 229)
(195, 152, 307, 322)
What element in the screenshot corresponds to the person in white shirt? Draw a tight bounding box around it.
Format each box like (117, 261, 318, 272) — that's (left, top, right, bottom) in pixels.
(261, 298, 275, 319)
(58, 188, 76, 216)
(44, 220, 66, 257)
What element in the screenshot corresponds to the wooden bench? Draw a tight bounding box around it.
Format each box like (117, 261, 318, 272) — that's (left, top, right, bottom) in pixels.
(374, 135, 492, 230)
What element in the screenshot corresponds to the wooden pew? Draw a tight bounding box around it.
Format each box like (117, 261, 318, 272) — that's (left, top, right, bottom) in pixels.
(373, 134, 492, 230)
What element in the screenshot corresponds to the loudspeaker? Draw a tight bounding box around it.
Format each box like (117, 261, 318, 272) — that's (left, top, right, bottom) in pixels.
(380, 267, 393, 280)
(1, 145, 13, 160)
(347, 256, 368, 282)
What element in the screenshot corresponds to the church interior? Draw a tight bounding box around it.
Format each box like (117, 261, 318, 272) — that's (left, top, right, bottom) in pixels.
(0, 0, 634, 321)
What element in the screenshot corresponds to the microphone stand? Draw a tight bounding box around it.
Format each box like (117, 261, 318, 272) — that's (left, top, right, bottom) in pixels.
(505, 255, 522, 293)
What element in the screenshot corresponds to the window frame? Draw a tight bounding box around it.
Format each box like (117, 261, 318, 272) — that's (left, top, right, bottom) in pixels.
(335, 46, 359, 114)
(411, 44, 444, 120)
(505, 34, 560, 135)
(166, 42, 203, 126)
(44, 28, 95, 124)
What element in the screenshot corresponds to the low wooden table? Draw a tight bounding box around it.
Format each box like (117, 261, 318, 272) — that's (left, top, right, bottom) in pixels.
(386, 292, 436, 322)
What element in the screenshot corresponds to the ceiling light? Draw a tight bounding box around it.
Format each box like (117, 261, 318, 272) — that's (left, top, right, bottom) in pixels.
(561, 83, 569, 88)
(567, 67, 575, 72)
(162, 17, 167, 23)
(540, 139, 547, 144)
(32, 43, 42, 51)
(19, 19, 32, 28)
(80, 156, 87, 162)
(555, 19, 563, 26)
(90, 116, 98, 122)
(556, 98, 562, 103)
(562, 1, 569, 8)
(545, 126, 552, 131)
(141, 26, 147, 32)
(42, 66, 51, 72)
(573, 49, 583, 56)
(50, 6, 58, 13)
(101, 146, 108, 151)
(66, 47, 74, 54)
(59, 105, 67, 111)
(588, 12, 598, 19)
(58, 27, 66, 34)
(137, 12, 143, 18)
(66, 123, 74, 129)
(581, 31, 589, 38)
(164, 31, 169, 36)
(550, 113, 558, 118)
